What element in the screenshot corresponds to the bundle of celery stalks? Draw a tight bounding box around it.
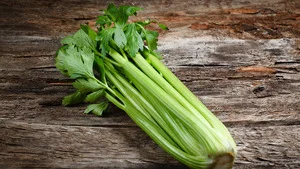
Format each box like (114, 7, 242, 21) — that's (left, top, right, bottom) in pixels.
(56, 4, 237, 169)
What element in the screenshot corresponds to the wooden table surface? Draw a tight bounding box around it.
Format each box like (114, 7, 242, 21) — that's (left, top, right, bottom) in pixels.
(1, 0, 299, 168)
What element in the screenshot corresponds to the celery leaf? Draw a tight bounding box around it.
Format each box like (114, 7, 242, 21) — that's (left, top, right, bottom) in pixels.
(73, 78, 104, 93)
(144, 30, 159, 51)
(84, 102, 109, 116)
(62, 91, 86, 106)
(55, 45, 95, 79)
(85, 89, 105, 103)
(97, 28, 115, 56)
(80, 25, 97, 42)
(114, 26, 127, 48)
(125, 23, 143, 57)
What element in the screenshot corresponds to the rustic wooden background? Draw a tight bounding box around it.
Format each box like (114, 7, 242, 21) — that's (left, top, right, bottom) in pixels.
(1, 0, 299, 168)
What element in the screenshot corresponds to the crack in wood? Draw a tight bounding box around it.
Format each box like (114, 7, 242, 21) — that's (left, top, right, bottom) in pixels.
(274, 61, 300, 65)
(73, 17, 96, 21)
(176, 63, 230, 67)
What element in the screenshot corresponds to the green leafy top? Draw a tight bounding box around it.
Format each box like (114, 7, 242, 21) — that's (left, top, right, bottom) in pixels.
(55, 3, 168, 114)
(97, 4, 142, 28)
(96, 3, 168, 57)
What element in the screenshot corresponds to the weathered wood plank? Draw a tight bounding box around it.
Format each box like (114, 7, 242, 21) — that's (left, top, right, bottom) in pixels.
(1, 0, 299, 39)
(1, 93, 299, 128)
(160, 38, 300, 66)
(1, 62, 299, 127)
(1, 38, 299, 67)
(0, 121, 299, 169)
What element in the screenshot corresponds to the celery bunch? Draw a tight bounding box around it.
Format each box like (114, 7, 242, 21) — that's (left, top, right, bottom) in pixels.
(56, 4, 236, 169)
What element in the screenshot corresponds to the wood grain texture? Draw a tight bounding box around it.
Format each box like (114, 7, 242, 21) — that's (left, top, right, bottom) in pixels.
(0, 0, 299, 168)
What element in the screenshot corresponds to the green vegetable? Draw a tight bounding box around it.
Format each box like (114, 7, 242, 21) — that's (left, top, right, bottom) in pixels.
(56, 4, 237, 169)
